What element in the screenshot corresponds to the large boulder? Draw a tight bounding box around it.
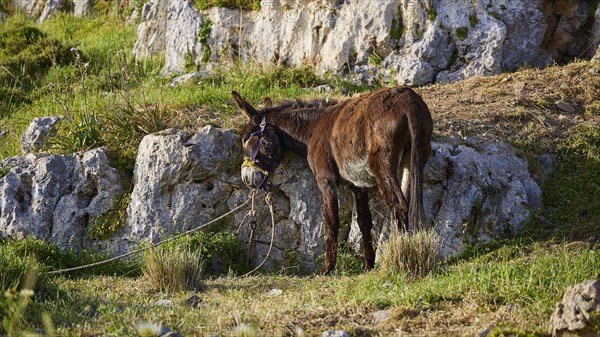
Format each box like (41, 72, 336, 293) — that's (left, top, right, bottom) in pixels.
(549, 280, 600, 337)
(132, 0, 597, 84)
(0, 148, 125, 251)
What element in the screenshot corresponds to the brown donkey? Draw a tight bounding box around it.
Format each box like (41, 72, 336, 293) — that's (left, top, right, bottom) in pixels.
(233, 87, 433, 274)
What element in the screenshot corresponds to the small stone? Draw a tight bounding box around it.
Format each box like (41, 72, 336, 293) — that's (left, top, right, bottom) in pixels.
(267, 288, 283, 296)
(372, 309, 393, 323)
(153, 299, 173, 307)
(170, 71, 210, 87)
(322, 331, 350, 337)
(160, 325, 184, 337)
(555, 100, 575, 113)
(186, 294, 202, 308)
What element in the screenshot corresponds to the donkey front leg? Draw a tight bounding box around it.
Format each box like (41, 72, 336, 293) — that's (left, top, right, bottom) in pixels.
(316, 177, 340, 275)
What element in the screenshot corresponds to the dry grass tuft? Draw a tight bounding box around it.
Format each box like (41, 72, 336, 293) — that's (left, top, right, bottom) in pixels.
(378, 228, 442, 277)
(142, 245, 204, 293)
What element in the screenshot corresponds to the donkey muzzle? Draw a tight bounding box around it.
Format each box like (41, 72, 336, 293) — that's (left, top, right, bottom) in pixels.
(241, 165, 269, 190)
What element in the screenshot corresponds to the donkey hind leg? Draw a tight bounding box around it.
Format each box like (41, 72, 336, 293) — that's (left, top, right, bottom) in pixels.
(316, 177, 340, 275)
(350, 185, 375, 270)
(369, 147, 409, 233)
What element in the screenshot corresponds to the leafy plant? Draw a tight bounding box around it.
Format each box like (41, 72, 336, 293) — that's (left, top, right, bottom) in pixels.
(469, 13, 479, 27)
(194, 0, 261, 11)
(199, 18, 213, 63)
(88, 193, 131, 240)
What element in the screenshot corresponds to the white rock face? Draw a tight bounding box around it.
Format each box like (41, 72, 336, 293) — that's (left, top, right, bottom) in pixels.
(0, 148, 124, 251)
(132, 0, 596, 84)
(590, 4, 600, 59)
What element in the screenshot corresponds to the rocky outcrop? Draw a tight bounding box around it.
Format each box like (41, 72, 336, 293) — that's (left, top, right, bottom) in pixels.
(0, 124, 542, 272)
(0, 148, 124, 251)
(549, 280, 600, 337)
(132, 0, 599, 85)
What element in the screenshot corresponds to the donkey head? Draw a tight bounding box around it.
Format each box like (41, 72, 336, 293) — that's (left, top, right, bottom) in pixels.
(232, 91, 284, 190)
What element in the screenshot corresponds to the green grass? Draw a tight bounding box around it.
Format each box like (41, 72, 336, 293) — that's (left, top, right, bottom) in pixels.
(2, 242, 595, 336)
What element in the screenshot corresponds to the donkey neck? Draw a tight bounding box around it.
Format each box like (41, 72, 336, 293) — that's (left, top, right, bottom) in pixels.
(264, 101, 335, 156)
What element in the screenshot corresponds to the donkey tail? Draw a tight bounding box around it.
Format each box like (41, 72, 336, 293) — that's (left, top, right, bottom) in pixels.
(407, 98, 429, 232)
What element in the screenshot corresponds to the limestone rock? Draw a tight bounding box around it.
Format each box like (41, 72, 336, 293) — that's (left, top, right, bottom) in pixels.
(21, 116, 61, 153)
(549, 280, 600, 336)
(0, 148, 124, 251)
(170, 71, 210, 87)
(14, 0, 100, 21)
(124, 126, 240, 249)
(322, 331, 350, 337)
(372, 309, 393, 323)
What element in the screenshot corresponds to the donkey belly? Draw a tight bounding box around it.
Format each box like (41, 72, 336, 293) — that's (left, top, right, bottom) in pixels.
(339, 157, 377, 188)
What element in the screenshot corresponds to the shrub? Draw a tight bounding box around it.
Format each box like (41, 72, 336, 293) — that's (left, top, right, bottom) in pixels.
(378, 228, 441, 277)
(0, 17, 75, 87)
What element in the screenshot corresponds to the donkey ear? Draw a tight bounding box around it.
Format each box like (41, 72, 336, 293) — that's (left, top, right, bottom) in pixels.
(263, 97, 273, 109)
(232, 91, 259, 122)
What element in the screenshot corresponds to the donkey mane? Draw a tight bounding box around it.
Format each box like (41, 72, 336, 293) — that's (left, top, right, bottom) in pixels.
(265, 98, 339, 113)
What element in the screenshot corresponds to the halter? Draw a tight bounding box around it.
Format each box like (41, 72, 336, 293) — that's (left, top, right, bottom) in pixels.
(242, 115, 272, 190)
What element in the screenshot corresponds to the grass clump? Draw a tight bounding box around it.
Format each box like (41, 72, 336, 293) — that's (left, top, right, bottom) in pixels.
(143, 245, 204, 293)
(169, 230, 251, 275)
(378, 228, 441, 278)
(142, 230, 251, 292)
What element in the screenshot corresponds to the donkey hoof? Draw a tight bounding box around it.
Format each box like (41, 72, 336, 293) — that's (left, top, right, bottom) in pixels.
(318, 264, 334, 275)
